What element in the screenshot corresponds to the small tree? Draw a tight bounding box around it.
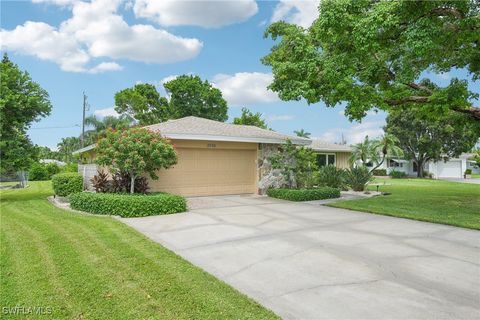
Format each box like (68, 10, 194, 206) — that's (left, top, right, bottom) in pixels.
(294, 129, 311, 138)
(96, 128, 177, 194)
(233, 108, 268, 129)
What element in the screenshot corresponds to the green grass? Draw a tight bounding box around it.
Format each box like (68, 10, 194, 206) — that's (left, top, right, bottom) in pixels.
(472, 173, 480, 179)
(329, 178, 480, 230)
(0, 181, 278, 319)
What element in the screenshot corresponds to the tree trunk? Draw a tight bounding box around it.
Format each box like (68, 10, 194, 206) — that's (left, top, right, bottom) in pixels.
(130, 174, 135, 194)
(370, 154, 386, 172)
(416, 158, 425, 178)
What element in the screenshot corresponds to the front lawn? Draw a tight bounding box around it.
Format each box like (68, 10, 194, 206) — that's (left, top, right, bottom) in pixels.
(0, 181, 278, 319)
(328, 178, 480, 230)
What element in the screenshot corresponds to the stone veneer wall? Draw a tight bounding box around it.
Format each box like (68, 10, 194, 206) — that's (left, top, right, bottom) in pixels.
(257, 143, 286, 194)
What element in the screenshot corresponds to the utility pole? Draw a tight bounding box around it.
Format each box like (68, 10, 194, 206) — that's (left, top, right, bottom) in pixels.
(81, 92, 89, 148)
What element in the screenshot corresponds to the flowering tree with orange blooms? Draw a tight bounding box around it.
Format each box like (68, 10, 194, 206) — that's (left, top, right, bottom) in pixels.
(96, 127, 177, 194)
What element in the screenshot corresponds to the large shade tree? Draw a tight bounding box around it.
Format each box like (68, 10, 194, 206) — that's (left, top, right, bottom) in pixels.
(385, 108, 479, 177)
(96, 128, 177, 194)
(263, 0, 480, 121)
(232, 107, 268, 129)
(0, 54, 52, 173)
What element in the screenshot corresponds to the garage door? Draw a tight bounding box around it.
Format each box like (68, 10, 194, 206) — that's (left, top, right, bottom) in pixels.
(437, 160, 462, 178)
(149, 147, 257, 196)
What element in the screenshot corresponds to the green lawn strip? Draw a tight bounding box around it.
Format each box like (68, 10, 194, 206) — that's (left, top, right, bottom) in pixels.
(0, 182, 279, 319)
(472, 174, 480, 179)
(328, 178, 480, 230)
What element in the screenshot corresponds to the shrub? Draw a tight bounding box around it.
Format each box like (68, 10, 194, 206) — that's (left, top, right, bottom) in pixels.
(344, 166, 372, 191)
(90, 170, 110, 193)
(52, 173, 83, 196)
(267, 187, 340, 201)
(389, 170, 407, 179)
(465, 169, 472, 175)
(423, 171, 433, 179)
(371, 169, 387, 176)
(317, 165, 344, 189)
(69, 192, 187, 217)
(28, 162, 49, 181)
(45, 163, 61, 177)
(61, 162, 78, 173)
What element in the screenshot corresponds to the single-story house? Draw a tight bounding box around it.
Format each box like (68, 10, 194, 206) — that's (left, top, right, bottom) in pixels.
(307, 140, 352, 169)
(74, 116, 316, 196)
(374, 153, 476, 178)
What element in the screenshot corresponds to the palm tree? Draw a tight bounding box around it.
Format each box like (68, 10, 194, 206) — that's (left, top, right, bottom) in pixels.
(370, 134, 404, 171)
(57, 136, 81, 163)
(294, 129, 311, 138)
(349, 136, 379, 167)
(84, 115, 133, 141)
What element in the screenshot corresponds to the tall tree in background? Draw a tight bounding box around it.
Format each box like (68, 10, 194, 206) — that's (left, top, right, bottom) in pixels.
(164, 75, 228, 122)
(294, 129, 311, 138)
(57, 137, 81, 163)
(263, 0, 480, 121)
(84, 114, 134, 142)
(232, 107, 268, 129)
(0, 53, 52, 173)
(385, 108, 479, 177)
(115, 84, 170, 125)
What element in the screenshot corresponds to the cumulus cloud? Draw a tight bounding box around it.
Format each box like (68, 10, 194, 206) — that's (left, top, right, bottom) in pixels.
(271, 0, 320, 28)
(0, 0, 203, 72)
(212, 72, 279, 106)
(94, 107, 119, 117)
(318, 121, 385, 144)
(133, 0, 258, 28)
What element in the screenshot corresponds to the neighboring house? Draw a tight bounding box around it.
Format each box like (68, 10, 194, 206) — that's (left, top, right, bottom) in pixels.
(307, 140, 352, 169)
(374, 153, 476, 178)
(73, 116, 310, 196)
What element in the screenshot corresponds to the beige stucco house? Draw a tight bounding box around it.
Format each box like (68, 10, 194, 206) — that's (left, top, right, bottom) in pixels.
(74, 116, 352, 196)
(307, 140, 352, 169)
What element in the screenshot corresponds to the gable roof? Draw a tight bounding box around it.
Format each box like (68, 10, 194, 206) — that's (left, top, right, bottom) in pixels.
(308, 139, 352, 152)
(144, 116, 310, 145)
(73, 116, 310, 154)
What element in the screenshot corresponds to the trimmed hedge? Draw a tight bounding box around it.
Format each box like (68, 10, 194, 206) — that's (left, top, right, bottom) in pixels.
(372, 169, 387, 176)
(267, 187, 340, 201)
(69, 192, 187, 217)
(52, 173, 83, 196)
(389, 170, 407, 179)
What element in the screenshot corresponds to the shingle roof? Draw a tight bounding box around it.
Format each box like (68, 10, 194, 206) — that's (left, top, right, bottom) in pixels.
(144, 116, 310, 145)
(308, 139, 352, 152)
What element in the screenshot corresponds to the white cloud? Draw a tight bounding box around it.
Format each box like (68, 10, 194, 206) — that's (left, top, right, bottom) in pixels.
(212, 72, 279, 106)
(1, 0, 203, 72)
(267, 114, 295, 122)
(133, 0, 258, 28)
(318, 121, 385, 144)
(32, 0, 77, 6)
(160, 75, 179, 84)
(271, 0, 320, 28)
(94, 107, 119, 117)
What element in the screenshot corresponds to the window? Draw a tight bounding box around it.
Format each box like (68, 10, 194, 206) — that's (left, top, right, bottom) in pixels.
(389, 159, 403, 168)
(317, 153, 336, 167)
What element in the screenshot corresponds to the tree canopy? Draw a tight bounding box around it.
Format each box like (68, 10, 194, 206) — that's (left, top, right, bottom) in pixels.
(385, 107, 479, 177)
(114, 84, 170, 125)
(164, 75, 228, 122)
(294, 129, 311, 138)
(114, 75, 228, 124)
(96, 128, 177, 193)
(232, 107, 268, 129)
(263, 0, 480, 121)
(0, 54, 52, 173)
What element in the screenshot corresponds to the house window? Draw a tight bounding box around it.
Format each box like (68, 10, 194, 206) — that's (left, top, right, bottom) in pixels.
(317, 153, 336, 167)
(389, 159, 403, 168)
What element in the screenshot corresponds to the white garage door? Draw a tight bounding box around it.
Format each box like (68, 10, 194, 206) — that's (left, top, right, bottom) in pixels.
(437, 160, 462, 178)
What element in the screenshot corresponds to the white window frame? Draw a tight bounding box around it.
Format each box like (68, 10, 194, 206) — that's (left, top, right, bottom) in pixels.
(317, 153, 336, 167)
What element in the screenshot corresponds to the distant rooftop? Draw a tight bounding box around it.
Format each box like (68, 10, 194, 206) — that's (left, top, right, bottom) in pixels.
(308, 139, 352, 152)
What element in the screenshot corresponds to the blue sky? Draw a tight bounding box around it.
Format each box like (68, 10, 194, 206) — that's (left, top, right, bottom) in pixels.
(1, 0, 478, 150)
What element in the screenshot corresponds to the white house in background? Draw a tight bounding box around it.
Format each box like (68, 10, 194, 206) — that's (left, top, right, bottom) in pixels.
(375, 153, 478, 178)
(39, 159, 66, 166)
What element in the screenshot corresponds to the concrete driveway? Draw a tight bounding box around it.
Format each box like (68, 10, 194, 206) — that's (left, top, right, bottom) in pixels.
(121, 195, 480, 319)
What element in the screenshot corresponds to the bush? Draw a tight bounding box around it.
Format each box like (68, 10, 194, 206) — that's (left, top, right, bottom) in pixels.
(28, 162, 49, 181)
(465, 169, 472, 175)
(52, 173, 83, 196)
(45, 163, 61, 177)
(267, 187, 340, 201)
(371, 169, 387, 176)
(344, 166, 372, 191)
(423, 171, 433, 179)
(389, 170, 407, 179)
(317, 165, 344, 189)
(69, 192, 187, 217)
(61, 162, 78, 173)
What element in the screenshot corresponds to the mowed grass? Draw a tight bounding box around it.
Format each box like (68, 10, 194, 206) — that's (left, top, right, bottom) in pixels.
(329, 178, 480, 230)
(0, 182, 278, 319)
